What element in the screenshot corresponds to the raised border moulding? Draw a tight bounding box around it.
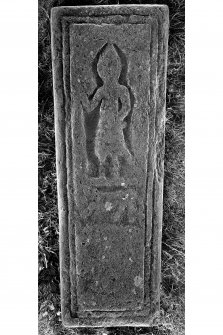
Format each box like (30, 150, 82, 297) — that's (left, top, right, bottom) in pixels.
(51, 5, 169, 328)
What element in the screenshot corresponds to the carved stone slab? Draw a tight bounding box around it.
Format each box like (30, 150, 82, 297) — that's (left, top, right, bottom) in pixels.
(51, 5, 169, 328)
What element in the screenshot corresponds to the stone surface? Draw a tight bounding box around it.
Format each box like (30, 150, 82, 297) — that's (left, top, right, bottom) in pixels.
(51, 5, 169, 328)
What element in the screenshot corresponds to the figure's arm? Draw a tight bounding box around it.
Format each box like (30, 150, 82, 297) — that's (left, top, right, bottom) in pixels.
(89, 88, 103, 111)
(119, 86, 131, 118)
(77, 83, 102, 114)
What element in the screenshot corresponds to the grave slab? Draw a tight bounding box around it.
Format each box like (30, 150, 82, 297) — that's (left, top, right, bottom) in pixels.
(51, 5, 169, 328)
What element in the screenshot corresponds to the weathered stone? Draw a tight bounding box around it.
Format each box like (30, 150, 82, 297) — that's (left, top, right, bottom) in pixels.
(51, 5, 169, 328)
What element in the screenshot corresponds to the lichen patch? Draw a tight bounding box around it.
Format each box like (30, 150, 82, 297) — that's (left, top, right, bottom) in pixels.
(105, 201, 113, 211)
(134, 275, 143, 289)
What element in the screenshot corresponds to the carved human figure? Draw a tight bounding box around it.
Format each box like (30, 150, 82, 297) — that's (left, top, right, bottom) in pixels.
(86, 43, 132, 178)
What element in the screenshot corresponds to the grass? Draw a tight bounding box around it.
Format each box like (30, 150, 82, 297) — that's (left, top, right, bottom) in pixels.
(38, 0, 185, 334)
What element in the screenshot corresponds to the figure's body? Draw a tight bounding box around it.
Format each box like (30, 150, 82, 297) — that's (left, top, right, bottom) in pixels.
(91, 84, 131, 176)
(81, 43, 132, 178)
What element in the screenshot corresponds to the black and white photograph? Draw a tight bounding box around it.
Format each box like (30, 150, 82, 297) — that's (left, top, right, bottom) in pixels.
(2, 1, 223, 335)
(38, 1, 184, 334)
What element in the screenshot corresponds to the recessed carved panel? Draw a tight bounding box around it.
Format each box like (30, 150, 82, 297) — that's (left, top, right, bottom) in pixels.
(51, 5, 169, 327)
(71, 23, 151, 311)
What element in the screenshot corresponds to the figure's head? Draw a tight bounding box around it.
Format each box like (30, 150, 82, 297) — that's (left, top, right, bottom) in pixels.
(97, 44, 121, 82)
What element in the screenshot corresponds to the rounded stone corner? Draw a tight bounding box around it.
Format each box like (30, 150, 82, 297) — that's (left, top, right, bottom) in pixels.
(159, 5, 170, 17)
(61, 311, 73, 328)
(51, 6, 61, 21)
